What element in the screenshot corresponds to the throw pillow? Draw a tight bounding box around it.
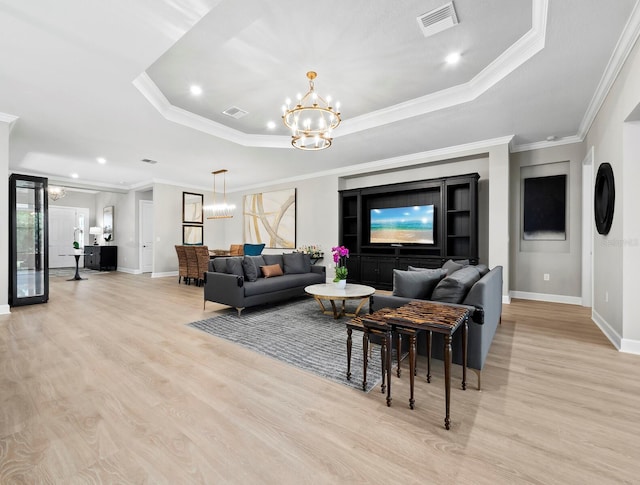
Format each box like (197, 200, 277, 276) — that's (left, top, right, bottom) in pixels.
(261, 264, 284, 278)
(262, 254, 284, 271)
(243, 243, 266, 256)
(225, 257, 244, 278)
(242, 255, 265, 282)
(283, 252, 308, 274)
(475, 264, 490, 277)
(212, 258, 227, 273)
(392, 269, 445, 299)
(408, 266, 447, 277)
(442, 259, 467, 275)
(431, 266, 482, 304)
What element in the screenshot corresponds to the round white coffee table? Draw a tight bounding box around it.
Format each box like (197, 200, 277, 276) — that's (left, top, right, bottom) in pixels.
(305, 283, 376, 319)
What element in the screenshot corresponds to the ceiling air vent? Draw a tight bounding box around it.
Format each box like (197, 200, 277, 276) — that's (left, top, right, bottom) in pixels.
(222, 106, 248, 119)
(417, 2, 458, 38)
(140, 158, 157, 164)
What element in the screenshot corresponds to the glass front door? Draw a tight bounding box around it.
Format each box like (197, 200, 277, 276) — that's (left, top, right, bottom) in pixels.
(9, 174, 49, 306)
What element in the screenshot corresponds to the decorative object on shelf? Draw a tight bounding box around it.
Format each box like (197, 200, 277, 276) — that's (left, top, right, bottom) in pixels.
(594, 162, 615, 235)
(332, 245, 349, 285)
(48, 186, 66, 201)
(73, 227, 82, 250)
(103, 206, 114, 242)
(104, 233, 112, 245)
(243, 188, 296, 248)
(183, 191, 204, 223)
(298, 244, 323, 259)
(282, 71, 341, 151)
(89, 226, 102, 245)
(205, 169, 235, 219)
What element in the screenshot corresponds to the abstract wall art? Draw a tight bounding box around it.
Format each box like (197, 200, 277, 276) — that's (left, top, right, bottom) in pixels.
(523, 174, 567, 240)
(243, 188, 296, 248)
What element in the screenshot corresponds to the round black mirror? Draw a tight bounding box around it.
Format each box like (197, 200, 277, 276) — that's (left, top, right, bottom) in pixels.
(594, 162, 615, 235)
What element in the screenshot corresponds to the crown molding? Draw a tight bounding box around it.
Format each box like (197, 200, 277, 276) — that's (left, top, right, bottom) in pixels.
(577, 0, 640, 138)
(134, 0, 547, 147)
(510, 135, 583, 153)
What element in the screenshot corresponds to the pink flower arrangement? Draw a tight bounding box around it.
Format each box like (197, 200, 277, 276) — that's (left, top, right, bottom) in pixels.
(331, 245, 349, 281)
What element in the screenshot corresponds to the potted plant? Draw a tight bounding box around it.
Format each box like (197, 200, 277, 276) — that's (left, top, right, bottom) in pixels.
(332, 245, 349, 288)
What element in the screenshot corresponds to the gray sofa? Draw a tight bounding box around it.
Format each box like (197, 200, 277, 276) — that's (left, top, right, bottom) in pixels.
(370, 264, 503, 389)
(203, 253, 326, 315)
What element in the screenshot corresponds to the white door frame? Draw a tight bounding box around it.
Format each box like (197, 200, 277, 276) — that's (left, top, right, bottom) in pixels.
(139, 200, 153, 273)
(581, 146, 594, 307)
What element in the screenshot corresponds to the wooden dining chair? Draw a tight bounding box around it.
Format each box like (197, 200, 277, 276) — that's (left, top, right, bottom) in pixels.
(194, 245, 210, 287)
(185, 246, 199, 285)
(175, 245, 188, 284)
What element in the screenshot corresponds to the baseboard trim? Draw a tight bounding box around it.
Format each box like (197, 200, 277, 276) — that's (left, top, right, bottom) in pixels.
(0, 304, 11, 315)
(509, 291, 582, 306)
(592, 309, 622, 350)
(502, 295, 511, 304)
(152, 271, 178, 278)
(118, 267, 142, 275)
(620, 338, 640, 355)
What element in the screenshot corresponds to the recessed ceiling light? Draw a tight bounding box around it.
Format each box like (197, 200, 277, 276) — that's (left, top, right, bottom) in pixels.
(97, 157, 107, 164)
(445, 52, 461, 65)
(190, 85, 203, 96)
(267, 121, 276, 130)
(71, 173, 79, 179)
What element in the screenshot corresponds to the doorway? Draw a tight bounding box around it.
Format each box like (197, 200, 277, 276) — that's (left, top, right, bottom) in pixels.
(139, 200, 153, 273)
(49, 206, 90, 268)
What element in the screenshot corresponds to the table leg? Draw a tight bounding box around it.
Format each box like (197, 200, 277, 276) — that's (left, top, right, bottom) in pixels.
(313, 296, 327, 313)
(346, 327, 353, 380)
(462, 318, 468, 391)
(330, 300, 339, 319)
(444, 333, 452, 430)
(385, 330, 392, 407)
(396, 332, 401, 378)
(380, 335, 386, 394)
(67, 254, 85, 281)
(353, 297, 369, 316)
(426, 330, 432, 383)
(409, 333, 416, 410)
(362, 332, 368, 391)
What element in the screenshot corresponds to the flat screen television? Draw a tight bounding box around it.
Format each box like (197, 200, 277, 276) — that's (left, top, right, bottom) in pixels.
(370, 205, 434, 244)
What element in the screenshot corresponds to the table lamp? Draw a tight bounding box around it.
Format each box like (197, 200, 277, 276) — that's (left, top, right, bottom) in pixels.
(89, 226, 103, 245)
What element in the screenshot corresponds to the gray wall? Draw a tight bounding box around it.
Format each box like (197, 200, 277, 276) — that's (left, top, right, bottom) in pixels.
(586, 33, 640, 350)
(509, 142, 585, 297)
(0, 121, 9, 313)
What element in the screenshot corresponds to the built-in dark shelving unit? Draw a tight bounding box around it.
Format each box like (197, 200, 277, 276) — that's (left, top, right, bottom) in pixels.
(339, 173, 479, 289)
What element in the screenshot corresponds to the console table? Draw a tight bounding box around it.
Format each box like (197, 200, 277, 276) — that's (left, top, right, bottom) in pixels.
(355, 301, 470, 430)
(84, 245, 117, 271)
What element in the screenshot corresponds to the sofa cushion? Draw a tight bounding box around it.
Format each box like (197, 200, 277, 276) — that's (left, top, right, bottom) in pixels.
(225, 257, 245, 278)
(408, 266, 447, 275)
(392, 269, 445, 299)
(442, 259, 468, 275)
(212, 258, 227, 273)
(475, 264, 489, 277)
(262, 254, 284, 270)
(283, 252, 309, 274)
(242, 255, 265, 282)
(243, 243, 266, 256)
(431, 266, 482, 304)
(261, 264, 283, 278)
(243, 272, 323, 297)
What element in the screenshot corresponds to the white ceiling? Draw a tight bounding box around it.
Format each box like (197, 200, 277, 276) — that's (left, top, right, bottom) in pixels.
(1, 0, 639, 192)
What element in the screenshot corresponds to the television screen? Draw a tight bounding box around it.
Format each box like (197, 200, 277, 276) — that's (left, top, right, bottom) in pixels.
(370, 205, 434, 244)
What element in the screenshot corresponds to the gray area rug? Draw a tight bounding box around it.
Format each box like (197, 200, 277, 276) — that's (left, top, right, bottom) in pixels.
(188, 297, 384, 393)
(49, 267, 108, 278)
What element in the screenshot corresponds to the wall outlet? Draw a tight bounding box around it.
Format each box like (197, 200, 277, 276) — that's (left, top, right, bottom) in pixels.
(605, 291, 609, 303)
(543, 273, 550, 281)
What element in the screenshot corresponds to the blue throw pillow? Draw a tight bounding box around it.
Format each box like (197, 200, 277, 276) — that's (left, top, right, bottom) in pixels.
(243, 243, 265, 256)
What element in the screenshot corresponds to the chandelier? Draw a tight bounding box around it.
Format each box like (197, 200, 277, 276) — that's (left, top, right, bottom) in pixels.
(48, 186, 66, 201)
(205, 169, 235, 219)
(282, 71, 341, 150)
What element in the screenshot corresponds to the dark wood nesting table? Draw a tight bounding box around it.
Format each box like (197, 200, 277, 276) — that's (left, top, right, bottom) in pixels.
(350, 301, 470, 430)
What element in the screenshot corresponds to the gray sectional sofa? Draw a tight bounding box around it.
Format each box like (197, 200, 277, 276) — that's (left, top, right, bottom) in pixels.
(203, 252, 326, 315)
(370, 262, 503, 389)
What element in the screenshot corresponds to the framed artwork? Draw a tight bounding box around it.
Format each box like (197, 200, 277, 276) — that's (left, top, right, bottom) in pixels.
(243, 188, 296, 248)
(183, 225, 203, 245)
(183, 192, 203, 224)
(103, 206, 114, 242)
(523, 175, 566, 240)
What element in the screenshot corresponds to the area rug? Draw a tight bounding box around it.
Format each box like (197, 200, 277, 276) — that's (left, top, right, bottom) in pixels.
(49, 267, 108, 278)
(188, 297, 385, 393)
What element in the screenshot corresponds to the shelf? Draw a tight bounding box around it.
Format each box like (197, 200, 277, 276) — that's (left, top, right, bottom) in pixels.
(447, 209, 470, 214)
(447, 235, 470, 238)
(343, 215, 357, 219)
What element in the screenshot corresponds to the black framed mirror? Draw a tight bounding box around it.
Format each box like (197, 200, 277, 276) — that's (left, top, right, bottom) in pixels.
(594, 162, 615, 235)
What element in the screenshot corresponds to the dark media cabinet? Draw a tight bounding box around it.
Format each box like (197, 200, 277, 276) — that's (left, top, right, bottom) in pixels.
(84, 245, 117, 271)
(339, 173, 479, 289)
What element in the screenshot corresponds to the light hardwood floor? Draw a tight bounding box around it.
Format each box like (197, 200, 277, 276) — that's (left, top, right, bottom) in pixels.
(1, 272, 639, 484)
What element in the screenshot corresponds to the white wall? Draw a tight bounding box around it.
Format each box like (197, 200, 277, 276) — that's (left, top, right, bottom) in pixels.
(586, 34, 640, 352)
(509, 142, 585, 299)
(0, 121, 10, 314)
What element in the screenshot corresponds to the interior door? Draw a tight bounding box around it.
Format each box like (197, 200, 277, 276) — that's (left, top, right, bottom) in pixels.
(140, 200, 154, 273)
(49, 206, 90, 268)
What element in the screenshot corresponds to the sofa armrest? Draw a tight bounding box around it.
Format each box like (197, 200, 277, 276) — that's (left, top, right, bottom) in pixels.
(204, 271, 245, 308)
(311, 265, 326, 275)
(463, 266, 503, 327)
